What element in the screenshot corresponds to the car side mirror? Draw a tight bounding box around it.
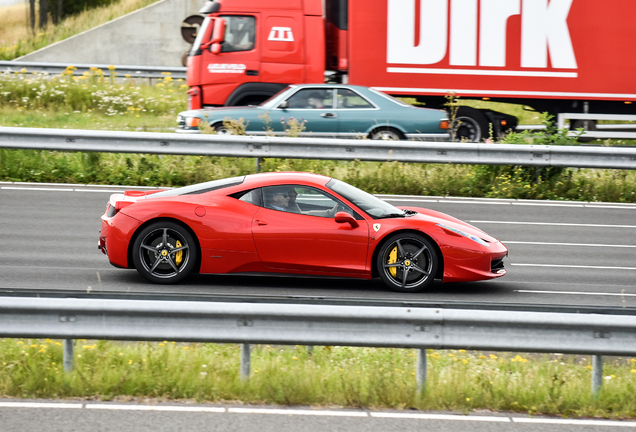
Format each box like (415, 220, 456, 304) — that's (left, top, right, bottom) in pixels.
(278, 100, 289, 109)
(335, 211, 359, 228)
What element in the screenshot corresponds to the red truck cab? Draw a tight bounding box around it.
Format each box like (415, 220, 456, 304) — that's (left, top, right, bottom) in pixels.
(187, 0, 328, 109)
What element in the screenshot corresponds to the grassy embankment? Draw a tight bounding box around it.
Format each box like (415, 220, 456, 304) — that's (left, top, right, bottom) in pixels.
(0, 0, 162, 60)
(3, 339, 636, 418)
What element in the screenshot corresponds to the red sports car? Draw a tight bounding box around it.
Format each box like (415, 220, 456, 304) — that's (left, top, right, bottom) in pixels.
(99, 172, 507, 292)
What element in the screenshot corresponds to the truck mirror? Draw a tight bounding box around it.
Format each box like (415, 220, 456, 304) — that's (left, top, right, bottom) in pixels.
(210, 17, 226, 44)
(211, 43, 222, 54)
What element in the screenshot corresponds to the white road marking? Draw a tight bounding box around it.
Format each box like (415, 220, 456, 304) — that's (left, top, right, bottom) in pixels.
(370, 412, 509, 422)
(503, 241, 636, 248)
(86, 404, 225, 412)
(0, 402, 82, 408)
(1, 187, 74, 192)
(470, 220, 636, 229)
(511, 263, 636, 270)
(228, 408, 368, 417)
(73, 189, 128, 193)
(511, 202, 585, 207)
(2, 402, 636, 427)
(513, 417, 636, 427)
(587, 205, 636, 210)
(515, 290, 636, 297)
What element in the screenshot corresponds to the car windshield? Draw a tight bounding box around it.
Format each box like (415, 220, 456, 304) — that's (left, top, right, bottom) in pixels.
(148, 176, 245, 198)
(190, 17, 212, 54)
(326, 179, 405, 219)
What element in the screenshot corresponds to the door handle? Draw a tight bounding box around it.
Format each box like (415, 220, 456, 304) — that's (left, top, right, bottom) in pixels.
(321, 112, 337, 118)
(256, 220, 268, 226)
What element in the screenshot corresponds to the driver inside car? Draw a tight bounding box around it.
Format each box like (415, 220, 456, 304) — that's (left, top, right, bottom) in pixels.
(265, 187, 290, 211)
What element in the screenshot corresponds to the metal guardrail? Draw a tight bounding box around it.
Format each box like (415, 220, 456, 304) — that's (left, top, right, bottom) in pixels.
(0, 61, 186, 81)
(558, 113, 636, 140)
(1, 126, 636, 169)
(2, 296, 633, 354)
(1, 295, 633, 393)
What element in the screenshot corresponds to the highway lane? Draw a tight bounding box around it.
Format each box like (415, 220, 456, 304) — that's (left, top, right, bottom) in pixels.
(1, 400, 635, 432)
(1, 183, 635, 308)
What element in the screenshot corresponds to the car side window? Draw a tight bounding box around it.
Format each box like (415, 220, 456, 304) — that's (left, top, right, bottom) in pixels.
(284, 89, 334, 109)
(233, 188, 262, 206)
(262, 185, 359, 219)
(336, 89, 374, 109)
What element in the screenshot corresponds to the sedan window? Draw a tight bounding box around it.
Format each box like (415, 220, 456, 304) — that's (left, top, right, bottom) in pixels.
(283, 89, 334, 109)
(336, 89, 374, 109)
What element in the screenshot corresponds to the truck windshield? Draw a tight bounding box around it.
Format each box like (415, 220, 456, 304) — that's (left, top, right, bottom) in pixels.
(190, 17, 212, 54)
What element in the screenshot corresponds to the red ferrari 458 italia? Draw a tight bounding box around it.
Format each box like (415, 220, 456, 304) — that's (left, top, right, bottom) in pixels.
(99, 172, 507, 292)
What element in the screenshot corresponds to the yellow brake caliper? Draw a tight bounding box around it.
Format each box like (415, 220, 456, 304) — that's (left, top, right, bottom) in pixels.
(175, 240, 183, 266)
(388, 246, 398, 277)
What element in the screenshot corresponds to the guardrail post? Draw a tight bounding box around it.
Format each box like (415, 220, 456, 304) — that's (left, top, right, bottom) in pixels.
(240, 343, 251, 381)
(255, 157, 262, 173)
(63, 339, 74, 372)
(592, 354, 603, 398)
(416, 348, 427, 392)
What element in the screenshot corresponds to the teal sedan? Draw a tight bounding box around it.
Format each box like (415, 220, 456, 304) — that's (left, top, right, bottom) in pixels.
(176, 84, 449, 140)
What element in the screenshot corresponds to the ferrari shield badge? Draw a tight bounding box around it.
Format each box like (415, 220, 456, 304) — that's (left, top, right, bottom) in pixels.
(373, 223, 381, 232)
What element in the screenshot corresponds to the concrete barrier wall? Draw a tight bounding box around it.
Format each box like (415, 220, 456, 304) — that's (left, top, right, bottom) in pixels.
(18, 0, 202, 67)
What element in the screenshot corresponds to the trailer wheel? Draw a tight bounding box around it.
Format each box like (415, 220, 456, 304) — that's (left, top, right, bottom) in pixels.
(571, 119, 597, 143)
(451, 107, 489, 142)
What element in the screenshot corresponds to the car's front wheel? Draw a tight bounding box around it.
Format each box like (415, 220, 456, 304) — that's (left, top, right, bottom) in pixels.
(132, 221, 197, 284)
(376, 233, 438, 292)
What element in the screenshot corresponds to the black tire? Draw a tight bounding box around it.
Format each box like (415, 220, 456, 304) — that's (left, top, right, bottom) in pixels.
(214, 123, 233, 135)
(376, 233, 438, 292)
(132, 221, 197, 284)
(370, 127, 404, 141)
(571, 119, 597, 143)
(451, 107, 489, 142)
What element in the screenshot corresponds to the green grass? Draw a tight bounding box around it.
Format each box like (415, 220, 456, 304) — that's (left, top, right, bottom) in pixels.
(3, 339, 636, 418)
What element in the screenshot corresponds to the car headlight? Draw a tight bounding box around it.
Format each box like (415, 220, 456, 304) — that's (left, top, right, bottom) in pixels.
(436, 223, 490, 247)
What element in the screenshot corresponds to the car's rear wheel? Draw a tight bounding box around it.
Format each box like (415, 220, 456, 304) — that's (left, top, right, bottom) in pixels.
(370, 127, 403, 141)
(377, 233, 438, 292)
(132, 221, 197, 284)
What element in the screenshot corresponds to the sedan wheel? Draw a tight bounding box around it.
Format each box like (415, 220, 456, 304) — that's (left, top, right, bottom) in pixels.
(377, 233, 438, 292)
(215, 124, 233, 135)
(370, 128, 403, 140)
(132, 221, 197, 284)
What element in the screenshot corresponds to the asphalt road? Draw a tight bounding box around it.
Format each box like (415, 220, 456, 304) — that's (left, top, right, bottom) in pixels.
(1, 182, 635, 308)
(1, 400, 635, 432)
